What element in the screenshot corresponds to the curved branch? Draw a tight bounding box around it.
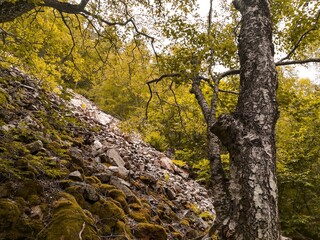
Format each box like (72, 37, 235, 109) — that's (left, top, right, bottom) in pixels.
(145, 73, 181, 119)
(146, 73, 181, 85)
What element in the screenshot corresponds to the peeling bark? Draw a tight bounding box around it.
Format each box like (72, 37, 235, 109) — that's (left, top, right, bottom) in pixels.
(211, 0, 280, 239)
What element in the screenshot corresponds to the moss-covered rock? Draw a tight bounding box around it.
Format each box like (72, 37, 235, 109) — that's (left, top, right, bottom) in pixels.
(128, 203, 151, 223)
(0, 88, 8, 106)
(65, 185, 90, 209)
(15, 179, 43, 200)
(0, 199, 20, 230)
(133, 223, 167, 240)
(85, 176, 101, 184)
(109, 189, 128, 212)
(38, 192, 99, 240)
(0, 198, 44, 239)
(90, 198, 126, 236)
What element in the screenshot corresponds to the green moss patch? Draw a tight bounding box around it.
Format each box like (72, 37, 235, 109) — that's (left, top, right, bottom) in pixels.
(38, 193, 99, 240)
(90, 198, 127, 236)
(133, 223, 167, 240)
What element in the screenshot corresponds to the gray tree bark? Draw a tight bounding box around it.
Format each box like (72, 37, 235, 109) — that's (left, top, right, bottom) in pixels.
(211, 0, 280, 239)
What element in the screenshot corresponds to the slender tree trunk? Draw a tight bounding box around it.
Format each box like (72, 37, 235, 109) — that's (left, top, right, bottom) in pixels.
(211, 0, 280, 239)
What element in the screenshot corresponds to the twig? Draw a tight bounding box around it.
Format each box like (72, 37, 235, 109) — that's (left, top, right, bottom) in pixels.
(79, 222, 86, 240)
(60, 12, 76, 63)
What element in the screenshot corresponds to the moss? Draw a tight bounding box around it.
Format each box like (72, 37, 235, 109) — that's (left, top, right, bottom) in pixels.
(156, 204, 179, 223)
(180, 219, 190, 226)
(133, 223, 167, 240)
(109, 189, 128, 212)
(128, 203, 141, 210)
(38, 192, 99, 240)
(114, 220, 132, 239)
(0, 198, 44, 239)
(0, 89, 8, 106)
(28, 194, 41, 205)
(129, 209, 150, 223)
(185, 203, 201, 215)
(172, 231, 184, 240)
(65, 186, 89, 209)
(96, 183, 116, 196)
(128, 202, 151, 223)
(90, 198, 126, 235)
(85, 176, 101, 184)
(0, 199, 21, 230)
(15, 179, 43, 200)
(199, 211, 215, 221)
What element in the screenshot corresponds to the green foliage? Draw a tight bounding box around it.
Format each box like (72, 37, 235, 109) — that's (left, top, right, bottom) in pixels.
(133, 223, 167, 240)
(192, 159, 211, 183)
(277, 76, 320, 239)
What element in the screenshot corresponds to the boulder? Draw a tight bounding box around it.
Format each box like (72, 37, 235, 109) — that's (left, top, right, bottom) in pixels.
(68, 170, 83, 182)
(106, 149, 125, 167)
(158, 157, 175, 172)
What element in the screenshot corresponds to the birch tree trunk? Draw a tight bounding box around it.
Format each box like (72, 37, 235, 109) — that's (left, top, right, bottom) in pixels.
(211, 0, 280, 239)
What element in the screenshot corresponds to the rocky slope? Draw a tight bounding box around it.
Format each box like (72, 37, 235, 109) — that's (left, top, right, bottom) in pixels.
(0, 67, 215, 240)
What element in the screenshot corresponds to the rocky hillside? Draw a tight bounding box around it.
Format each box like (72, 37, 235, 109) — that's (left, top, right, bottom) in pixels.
(0, 67, 215, 240)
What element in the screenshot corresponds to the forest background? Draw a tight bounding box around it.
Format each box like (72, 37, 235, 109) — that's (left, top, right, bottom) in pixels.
(0, 0, 319, 239)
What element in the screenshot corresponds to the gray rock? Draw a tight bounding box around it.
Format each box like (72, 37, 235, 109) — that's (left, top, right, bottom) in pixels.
(110, 176, 132, 196)
(68, 170, 83, 181)
(69, 147, 84, 167)
(83, 185, 100, 202)
(94, 173, 111, 183)
(165, 187, 176, 200)
(108, 166, 129, 180)
(159, 157, 175, 172)
(106, 148, 125, 167)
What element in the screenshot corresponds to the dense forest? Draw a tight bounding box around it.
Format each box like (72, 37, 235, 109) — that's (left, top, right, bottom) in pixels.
(0, 0, 319, 239)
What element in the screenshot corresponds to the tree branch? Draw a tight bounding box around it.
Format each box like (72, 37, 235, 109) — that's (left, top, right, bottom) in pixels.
(276, 58, 320, 66)
(146, 73, 181, 85)
(41, 0, 89, 14)
(218, 58, 320, 80)
(190, 76, 211, 124)
(145, 73, 181, 119)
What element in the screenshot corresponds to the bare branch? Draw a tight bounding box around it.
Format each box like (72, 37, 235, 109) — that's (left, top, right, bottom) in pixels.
(146, 73, 181, 85)
(145, 73, 182, 119)
(145, 82, 154, 120)
(219, 89, 239, 95)
(59, 12, 76, 63)
(218, 69, 240, 80)
(276, 58, 320, 66)
(217, 58, 320, 80)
